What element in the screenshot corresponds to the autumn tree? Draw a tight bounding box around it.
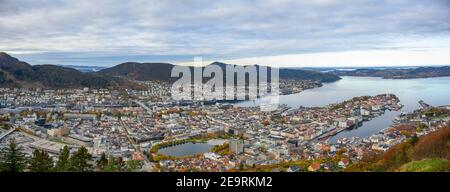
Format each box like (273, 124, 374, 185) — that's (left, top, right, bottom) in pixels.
(413, 126, 449, 160)
(116, 157, 126, 172)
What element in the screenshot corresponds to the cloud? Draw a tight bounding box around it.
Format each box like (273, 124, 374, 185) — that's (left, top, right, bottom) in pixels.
(0, 0, 449, 66)
(208, 48, 450, 68)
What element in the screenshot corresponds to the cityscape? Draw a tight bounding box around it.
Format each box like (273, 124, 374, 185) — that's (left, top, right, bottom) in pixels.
(0, 57, 448, 172)
(0, 0, 449, 174)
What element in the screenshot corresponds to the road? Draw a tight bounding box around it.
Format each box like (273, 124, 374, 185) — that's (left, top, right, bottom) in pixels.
(131, 100, 153, 116)
(0, 128, 16, 141)
(120, 120, 155, 172)
(205, 115, 230, 127)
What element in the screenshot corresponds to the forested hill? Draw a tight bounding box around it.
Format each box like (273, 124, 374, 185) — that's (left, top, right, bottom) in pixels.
(0, 52, 115, 88)
(97, 61, 341, 83)
(332, 66, 450, 79)
(0, 52, 341, 88)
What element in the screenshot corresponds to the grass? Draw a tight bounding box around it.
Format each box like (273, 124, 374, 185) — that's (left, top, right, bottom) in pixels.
(398, 158, 449, 172)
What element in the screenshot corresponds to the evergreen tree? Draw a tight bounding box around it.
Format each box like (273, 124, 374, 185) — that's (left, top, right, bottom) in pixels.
(55, 146, 71, 172)
(69, 146, 92, 172)
(29, 149, 53, 172)
(0, 139, 28, 172)
(104, 155, 118, 172)
(96, 152, 108, 171)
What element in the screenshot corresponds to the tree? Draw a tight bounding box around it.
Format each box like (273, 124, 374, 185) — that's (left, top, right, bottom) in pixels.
(116, 157, 126, 172)
(69, 146, 92, 172)
(29, 149, 53, 172)
(413, 126, 450, 160)
(103, 155, 119, 172)
(96, 152, 108, 171)
(125, 160, 142, 172)
(410, 134, 419, 145)
(0, 139, 28, 172)
(262, 120, 270, 126)
(55, 146, 71, 172)
(147, 152, 154, 162)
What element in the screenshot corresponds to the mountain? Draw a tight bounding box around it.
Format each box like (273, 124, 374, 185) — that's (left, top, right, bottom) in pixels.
(30, 65, 114, 88)
(278, 67, 341, 82)
(59, 65, 106, 73)
(332, 66, 450, 79)
(96, 62, 176, 81)
(0, 52, 115, 88)
(0, 52, 341, 88)
(97, 61, 341, 82)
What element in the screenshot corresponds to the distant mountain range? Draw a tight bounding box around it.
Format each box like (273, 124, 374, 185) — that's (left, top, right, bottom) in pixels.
(58, 65, 106, 73)
(3, 52, 450, 89)
(331, 66, 450, 79)
(0, 52, 341, 89)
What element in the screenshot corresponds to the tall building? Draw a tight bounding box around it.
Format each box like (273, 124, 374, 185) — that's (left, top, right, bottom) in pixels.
(229, 139, 244, 154)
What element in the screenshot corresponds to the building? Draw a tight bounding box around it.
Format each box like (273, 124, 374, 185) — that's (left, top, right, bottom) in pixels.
(65, 134, 93, 146)
(204, 152, 221, 161)
(64, 113, 97, 121)
(47, 127, 69, 137)
(229, 139, 244, 154)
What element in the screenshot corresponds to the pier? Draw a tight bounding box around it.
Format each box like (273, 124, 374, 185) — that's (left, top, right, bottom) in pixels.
(419, 100, 432, 109)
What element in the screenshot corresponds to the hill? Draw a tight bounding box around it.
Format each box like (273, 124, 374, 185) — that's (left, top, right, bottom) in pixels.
(0, 52, 341, 88)
(346, 125, 450, 172)
(30, 65, 114, 88)
(0, 52, 115, 88)
(96, 62, 176, 81)
(97, 61, 341, 82)
(279, 67, 341, 82)
(398, 158, 449, 172)
(332, 66, 450, 79)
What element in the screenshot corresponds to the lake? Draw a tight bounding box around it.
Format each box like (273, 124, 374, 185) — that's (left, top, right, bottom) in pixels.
(238, 76, 450, 142)
(157, 142, 213, 157)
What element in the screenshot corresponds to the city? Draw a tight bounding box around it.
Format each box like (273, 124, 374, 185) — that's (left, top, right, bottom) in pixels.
(1, 78, 448, 172)
(1, 0, 450, 184)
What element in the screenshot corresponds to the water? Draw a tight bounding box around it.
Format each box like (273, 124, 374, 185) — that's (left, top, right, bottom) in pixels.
(158, 142, 212, 157)
(238, 76, 450, 142)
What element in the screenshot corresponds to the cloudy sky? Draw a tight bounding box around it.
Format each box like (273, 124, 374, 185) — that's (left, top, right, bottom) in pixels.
(1, 0, 450, 67)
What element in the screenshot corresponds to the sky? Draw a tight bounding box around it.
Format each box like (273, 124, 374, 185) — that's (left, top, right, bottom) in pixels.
(1, 0, 450, 67)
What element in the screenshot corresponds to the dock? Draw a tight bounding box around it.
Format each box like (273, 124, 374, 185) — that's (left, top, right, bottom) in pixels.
(419, 100, 432, 109)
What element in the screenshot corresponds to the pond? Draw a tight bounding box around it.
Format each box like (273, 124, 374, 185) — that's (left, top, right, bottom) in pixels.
(157, 142, 213, 157)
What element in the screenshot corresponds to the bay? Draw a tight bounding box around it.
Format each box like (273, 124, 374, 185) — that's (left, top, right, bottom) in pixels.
(238, 76, 450, 142)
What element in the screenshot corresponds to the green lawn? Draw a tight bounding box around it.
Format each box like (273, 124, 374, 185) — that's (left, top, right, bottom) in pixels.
(398, 159, 449, 172)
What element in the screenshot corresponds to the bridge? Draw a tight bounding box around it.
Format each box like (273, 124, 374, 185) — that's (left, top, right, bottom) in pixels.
(0, 128, 16, 141)
(130, 100, 153, 116)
